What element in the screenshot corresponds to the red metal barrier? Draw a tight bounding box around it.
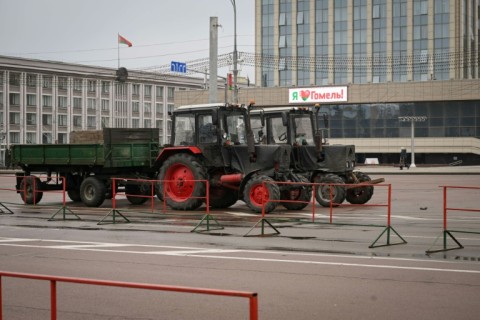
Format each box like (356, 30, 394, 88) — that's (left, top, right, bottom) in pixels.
(426, 185, 480, 254)
(0, 271, 258, 320)
(248, 180, 406, 248)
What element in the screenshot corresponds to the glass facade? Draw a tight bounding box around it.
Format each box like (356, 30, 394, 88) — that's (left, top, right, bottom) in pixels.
(318, 101, 480, 139)
(258, 0, 479, 86)
(315, 0, 329, 85)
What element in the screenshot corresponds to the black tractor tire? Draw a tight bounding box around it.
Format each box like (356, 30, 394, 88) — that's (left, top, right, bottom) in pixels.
(346, 171, 374, 205)
(20, 176, 43, 205)
(67, 189, 82, 202)
(243, 175, 280, 213)
(125, 182, 150, 205)
(158, 154, 207, 210)
(314, 173, 346, 207)
(281, 175, 312, 210)
(209, 187, 239, 209)
(80, 177, 106, 207)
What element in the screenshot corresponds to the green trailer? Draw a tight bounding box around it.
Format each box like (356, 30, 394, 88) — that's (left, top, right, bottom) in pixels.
(6, 128, 161, 207)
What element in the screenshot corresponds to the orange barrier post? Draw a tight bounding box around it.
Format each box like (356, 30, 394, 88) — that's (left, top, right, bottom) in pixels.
(426, 185, 480, 254)
(0, 271, 258, 320)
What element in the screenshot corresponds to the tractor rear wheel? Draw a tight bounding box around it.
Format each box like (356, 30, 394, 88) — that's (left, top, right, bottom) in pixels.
(346, 171, 374, 204)
(158, 154, 207, 210)
(281, 175, 312, 210)
(314, 173, 345, 207)
(243, 175, 280, 213)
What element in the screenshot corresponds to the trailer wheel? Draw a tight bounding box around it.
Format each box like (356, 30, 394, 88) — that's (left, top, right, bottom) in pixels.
(20, 177, 43, 205)
(125, 182, 150, 205)
(158, 154, 207, 210)
(346, 171, 374, 205)
(314, 173, 345, 207)
(67, 189, 82, 202)
(80, 177, 106, 207)
(244, 175, 280, 213)
(209, 187, 238, 209)
(281, 175, 312, 210)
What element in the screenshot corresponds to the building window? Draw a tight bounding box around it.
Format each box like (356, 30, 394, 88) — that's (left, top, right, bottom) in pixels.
(26, 132, 36, 144)
(58, 114, 67, 127)
(87, 98, 96, 110)
(156, 86, 163, 98)
(101, 117, 109, 128)
(101, 99, 109, 111)
(26, 74, 37, 87)
(132, 101, 139, 112)
(73, 116, 82, 127)
(26, 94, 37, 106)
(42, 133, 52, 144)
(58, 96, 68, 108)
(9, 93, 20, 106)
(73, 79, 82, 91)
(88, 80, 96, 93)
(102, 81, 110, 94)
(144, 102, 151, 113)
(87, 116, 96, 128)
(9, 112, 20, 125)
(10, 132, 20, 144)
(144, 85, 152, 97)
(42, 95, 52, 108)
(26, 113, 37, 125)
(73, 97, 82, 109)
(9, 73, 21, 86)
(156, 103, 163, 114)
(132, 84, 140, 95)
(144, 119, 151, 128)
(132, 118, 140, 128)
(58, 133, 68, 144)
(42, 114, 52, 125)
(42, 75, 53, 89)
(167, 87, 175, 99)
(58, 77, 68, 90)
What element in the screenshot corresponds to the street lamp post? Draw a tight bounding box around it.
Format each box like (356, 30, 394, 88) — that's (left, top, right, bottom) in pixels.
(398, 116, 427, 168)
(230, 0, 239, 104)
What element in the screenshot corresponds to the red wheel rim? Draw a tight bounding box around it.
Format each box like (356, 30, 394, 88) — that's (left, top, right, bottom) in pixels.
(164, 163, 195, 201)
(249, 183, 270, 207)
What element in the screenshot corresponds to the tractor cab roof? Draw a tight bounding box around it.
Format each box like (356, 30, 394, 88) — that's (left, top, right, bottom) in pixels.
(174, 103, 247, 113)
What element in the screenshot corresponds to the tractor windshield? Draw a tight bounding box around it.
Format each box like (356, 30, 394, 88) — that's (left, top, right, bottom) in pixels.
(293, 115, 314, 145)
(225, 113, 246, 145)
(173, 114, 195, 146)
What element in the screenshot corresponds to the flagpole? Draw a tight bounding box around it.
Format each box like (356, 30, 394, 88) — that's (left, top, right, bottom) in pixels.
(117, 32, 120, 68)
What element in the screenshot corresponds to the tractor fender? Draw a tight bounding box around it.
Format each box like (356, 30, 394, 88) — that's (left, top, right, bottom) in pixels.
(238, 169, 261, 195)
(155, 147, 202, 169)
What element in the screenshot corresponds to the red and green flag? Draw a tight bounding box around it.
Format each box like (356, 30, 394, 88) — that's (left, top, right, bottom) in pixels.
(118, 34, 132, 47)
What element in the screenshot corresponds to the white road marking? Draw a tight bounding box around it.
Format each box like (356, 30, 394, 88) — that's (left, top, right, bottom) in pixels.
(0, 237, 479, 274)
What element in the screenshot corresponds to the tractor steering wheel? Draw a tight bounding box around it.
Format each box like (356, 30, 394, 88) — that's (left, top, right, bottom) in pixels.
(278, 132, 287, 142)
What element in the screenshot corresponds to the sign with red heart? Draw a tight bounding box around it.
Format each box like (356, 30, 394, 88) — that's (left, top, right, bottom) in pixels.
(289, 86, 348, 104)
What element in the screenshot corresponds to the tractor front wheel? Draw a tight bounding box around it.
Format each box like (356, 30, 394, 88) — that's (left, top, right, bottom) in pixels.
(281, 175, 312, 210)
(346, 171, 374, 204)
(243, 175, 280, 213)
(314, 173, 346, 207)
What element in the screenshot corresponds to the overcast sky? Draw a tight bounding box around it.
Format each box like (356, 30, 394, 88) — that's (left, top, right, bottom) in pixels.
(0, 0, 255, 79)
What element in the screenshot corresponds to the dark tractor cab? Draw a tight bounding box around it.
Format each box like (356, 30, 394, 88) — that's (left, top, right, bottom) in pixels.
(251, 106, 377, 207)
